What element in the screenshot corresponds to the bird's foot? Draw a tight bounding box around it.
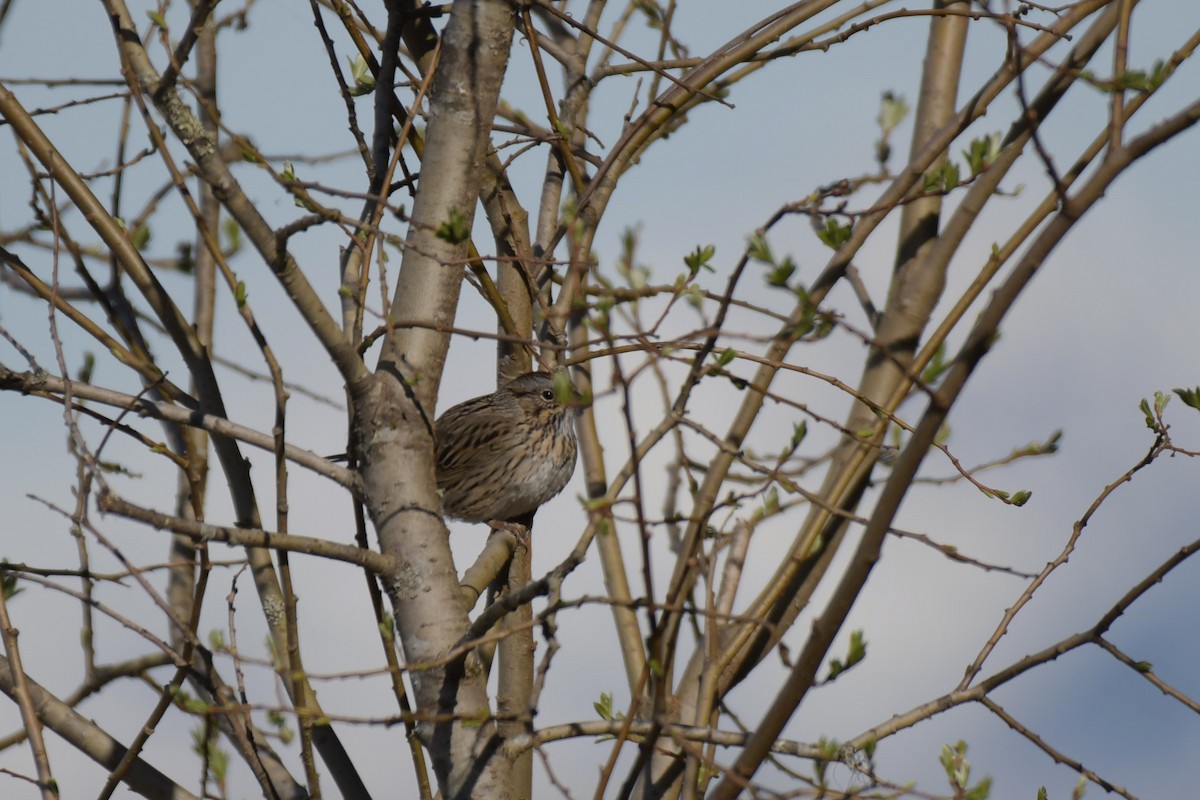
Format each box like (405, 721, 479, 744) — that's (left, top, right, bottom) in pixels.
(488, 519, 531, 546)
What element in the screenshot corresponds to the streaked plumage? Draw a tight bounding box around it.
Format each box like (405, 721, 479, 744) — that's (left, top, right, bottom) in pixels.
(435, 371, 580, 523)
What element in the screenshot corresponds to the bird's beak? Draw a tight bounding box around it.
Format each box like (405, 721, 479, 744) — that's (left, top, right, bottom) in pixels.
(568, 387, 591, 410)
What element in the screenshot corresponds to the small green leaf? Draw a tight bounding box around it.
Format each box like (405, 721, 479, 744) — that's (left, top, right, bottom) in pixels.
(1010, 490, 1032, 507)
(97, 460, 142, 478)
(766, 257, 796, 287)
(826, 629, 867, 680)
(963, 132, 1002, 177)
(1154, 390, 1170, 417)
(147, 10, 166, 28)
(131, 223, 151, 250)
(791, 421, 807, 449)
(222, 217, 241, 251)
(747, 232, 773, 264)
(924, 160, 961, 193)
(920, 342, 950, 386)
(594, 691, 616, 720)
(874, 91, 909, 166)
(1112, 68, 1156, 92)
(876, 91, 909, 133)
(1146, 59, 1171, 91)
(1, 572, 22, 601)
(551, 370, 583, 407)
(816, 218, 852, 249)
(435, 207, 471, 244)
(683, 244, 716, 277)
(817, 736, 839, 759)
(759, 487, 780, 516)
(234, 281, 247, 308)
(715, 347, 736, 367)
(346, 54, 376, 95)
(941, 740, 969, 786)
(846, 629, 867, 666)
(812, 736, 839, 786)
(614, 229, 651, 289)
(618, 227, 637, 271)
(76, 351, 96, 384)
(965, 776, 992, 800)
(175, 689, 209, 714)
(939, 740, 992, 799)
(1139, 397, 1155, 429)
(1133, 660, 1153, 673)
(1173, 386, 1200, 411)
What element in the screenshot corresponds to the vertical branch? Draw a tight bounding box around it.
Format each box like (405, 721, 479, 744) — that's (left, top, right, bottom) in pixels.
(494, 92, 537, 800)
(168, 0, 219, 658)
(495, 215, 536, 381)
(496, 534, 535, 800)
(377, 0, 512, 393)
(691, 0, 972, 692)
(570, 326, 647, 693)
(355, 492, 436, 800)
(356, 1, 520, 796)
(0, 585, 58, 800)
(523, 6, 586, 198)
(1108, 0, 1133, 152)
(546, 2, 649, 695)
(688, 518, 752, 798)
(494, 103, 537, 800)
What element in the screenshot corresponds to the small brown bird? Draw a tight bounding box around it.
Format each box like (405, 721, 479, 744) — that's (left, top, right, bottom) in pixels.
(435, 371, 582, 523)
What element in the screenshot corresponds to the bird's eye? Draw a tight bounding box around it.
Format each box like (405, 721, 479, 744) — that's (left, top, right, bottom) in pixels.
(541, 389, 555, 402)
